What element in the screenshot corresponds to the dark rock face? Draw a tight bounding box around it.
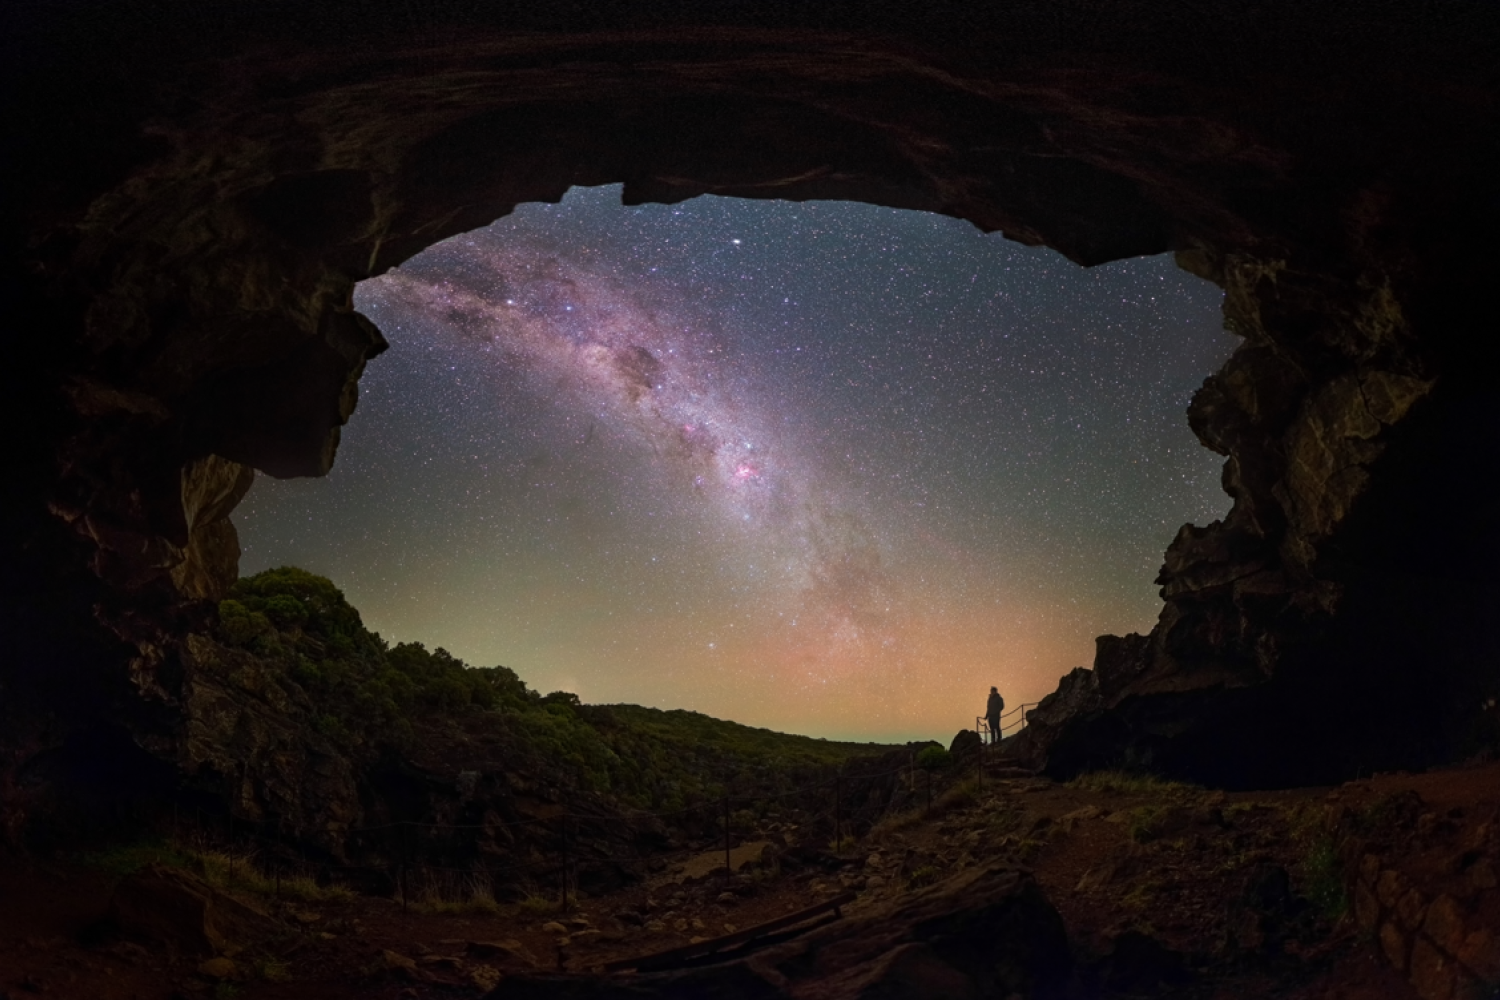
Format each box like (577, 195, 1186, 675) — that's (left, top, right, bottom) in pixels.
(3, 0, 1500, 834)
(491, 864, 1070, 999)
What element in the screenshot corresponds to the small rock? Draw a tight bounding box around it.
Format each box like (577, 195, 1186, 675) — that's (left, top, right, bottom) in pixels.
(419, 955, 466, 972)
(716, 892, 737, 904)
(469, 964, 502, 991)
(690, 918, 705, 931)
(723, 923, 737, 933)
(672, 918, 688, 932)
(1457, 927, 1500, 981)
(541, 921, 568, 935)
(645, 920, 666, 932)
(197, 957, 237, 980)
(1422, 894, 1467, 956)
(570, 929, 601, 945)
(293, 910, 320, 925)
(466, 939, 535, 966)
(865, 875, 886, 891)
(383, 949, 419, 975)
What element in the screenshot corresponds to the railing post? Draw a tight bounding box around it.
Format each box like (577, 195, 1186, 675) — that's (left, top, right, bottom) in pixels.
(723, 795, 731, 878)
(560, 814, 570, 914)
(834, 770, 842, 848)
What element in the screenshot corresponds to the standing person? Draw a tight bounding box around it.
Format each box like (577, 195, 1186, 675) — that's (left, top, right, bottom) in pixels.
(985, 686, 1005, 745)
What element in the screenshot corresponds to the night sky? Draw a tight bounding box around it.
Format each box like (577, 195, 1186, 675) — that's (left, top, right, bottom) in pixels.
(235, 185, 1235, 743)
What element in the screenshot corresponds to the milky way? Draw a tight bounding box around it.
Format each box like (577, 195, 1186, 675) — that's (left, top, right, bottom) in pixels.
(235, 186, 1236, 742)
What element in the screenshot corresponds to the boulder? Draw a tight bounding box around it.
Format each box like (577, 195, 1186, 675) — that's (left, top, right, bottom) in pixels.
(108, 866, 227, 955)
(107, 864, 278, 957)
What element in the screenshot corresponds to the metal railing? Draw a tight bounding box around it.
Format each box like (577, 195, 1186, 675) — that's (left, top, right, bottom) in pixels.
(976, 702, 1039, 743)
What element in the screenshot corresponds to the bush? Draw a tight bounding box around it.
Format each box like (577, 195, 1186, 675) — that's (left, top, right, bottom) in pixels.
(915, 745, 951, 772)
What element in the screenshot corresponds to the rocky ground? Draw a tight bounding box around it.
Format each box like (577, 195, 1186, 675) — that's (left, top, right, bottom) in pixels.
(3, 760, 1497, 999)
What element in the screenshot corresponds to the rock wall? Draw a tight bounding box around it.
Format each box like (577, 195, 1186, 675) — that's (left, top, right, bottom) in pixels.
(3, 0, 1499, 828)
(1332, 785, 1500, 1000)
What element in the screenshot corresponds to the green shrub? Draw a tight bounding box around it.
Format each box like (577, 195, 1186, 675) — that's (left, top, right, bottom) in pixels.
(915, 746, 951, 772)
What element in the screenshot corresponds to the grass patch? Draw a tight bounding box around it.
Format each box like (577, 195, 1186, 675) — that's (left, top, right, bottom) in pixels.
(828, 834, 859, 854)
(868, 809, 924, 839)
(1125, 805, 1166, 844)
(413, 893, 503, 916)
(194, 849, 355, 902)
(933, 778, 979, 816)
(1067, 770, 1198, 797)
(409, 871, 502, 915)
(517, 893, 560, 915)
(80, 838, 192, 876)
(80, 836, 353, 903)
(906, 865, 939, 889)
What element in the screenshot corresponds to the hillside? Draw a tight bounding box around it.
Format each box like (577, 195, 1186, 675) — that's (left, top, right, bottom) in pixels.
(212, 567, 895, 814)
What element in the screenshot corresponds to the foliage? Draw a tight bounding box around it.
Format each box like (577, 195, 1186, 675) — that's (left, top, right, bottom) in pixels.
(915, 745, 951, 772)
(214, 567, 895, 812)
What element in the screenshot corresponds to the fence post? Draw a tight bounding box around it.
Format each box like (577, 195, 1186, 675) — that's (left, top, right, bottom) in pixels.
(560, 815, 570, 914)
(400, 824, 409, 914)
(834, 770, 842, 848)
(723, 796, 731, 879)
(926, 768, 932, 816)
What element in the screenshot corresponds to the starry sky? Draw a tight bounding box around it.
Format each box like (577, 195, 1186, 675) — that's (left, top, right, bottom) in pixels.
(235, 185, 1236, 744)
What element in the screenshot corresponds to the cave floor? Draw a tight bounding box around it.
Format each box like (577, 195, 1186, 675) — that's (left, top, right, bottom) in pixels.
(6, 761, 1497, 999)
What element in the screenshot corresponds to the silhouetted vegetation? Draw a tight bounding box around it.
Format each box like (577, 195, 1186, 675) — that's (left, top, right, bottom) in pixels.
(216, 567, 891, 811)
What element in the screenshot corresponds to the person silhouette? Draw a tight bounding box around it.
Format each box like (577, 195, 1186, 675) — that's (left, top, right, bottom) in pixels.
(985, 686, 1005, 745)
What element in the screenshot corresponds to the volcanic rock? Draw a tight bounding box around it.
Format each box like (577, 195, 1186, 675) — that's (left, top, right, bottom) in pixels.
(489, 864, 1069, 999)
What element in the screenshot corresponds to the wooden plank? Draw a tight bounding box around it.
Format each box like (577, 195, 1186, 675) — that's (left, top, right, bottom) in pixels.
(603, 891, 857, 973)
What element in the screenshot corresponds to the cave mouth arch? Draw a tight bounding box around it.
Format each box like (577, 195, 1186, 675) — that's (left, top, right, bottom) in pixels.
(236, 185, 1235, 742)
(5, 7, 1498, 805)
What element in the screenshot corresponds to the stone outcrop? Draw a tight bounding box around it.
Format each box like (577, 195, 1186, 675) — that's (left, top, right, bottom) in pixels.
(3, 0, 1499, 833)
(491, 863, 1071, 999)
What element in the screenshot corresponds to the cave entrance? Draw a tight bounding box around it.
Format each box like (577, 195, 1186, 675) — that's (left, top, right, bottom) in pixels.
(233, 186, 1232, 744)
